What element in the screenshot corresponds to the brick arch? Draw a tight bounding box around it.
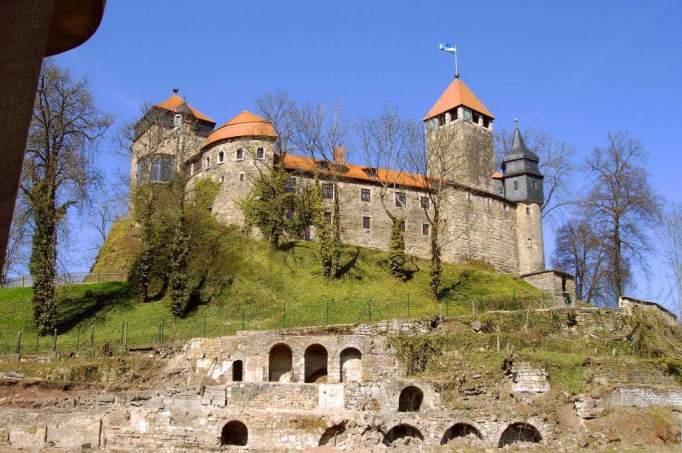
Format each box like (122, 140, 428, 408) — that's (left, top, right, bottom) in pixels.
(441, 422, 482, 445)
(269, 343, 292, 382)
(339, 347, 362, 383)
(498, 422, 542, 447)
(383, 423, 423, 447)
(304, 343, 328, 383)
(220, 420, 248, 446)
(398, 385, 423, 412)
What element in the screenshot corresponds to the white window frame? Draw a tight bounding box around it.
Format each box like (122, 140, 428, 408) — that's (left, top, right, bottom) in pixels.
(256, 147, 265, 160)
(236, 148, 244, 161)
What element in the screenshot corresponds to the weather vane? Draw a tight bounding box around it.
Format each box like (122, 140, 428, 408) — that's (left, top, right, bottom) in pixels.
(439, 42, 459, 79)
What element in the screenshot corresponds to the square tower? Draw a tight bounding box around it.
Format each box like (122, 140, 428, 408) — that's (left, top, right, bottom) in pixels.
(423, 78, 496, 190)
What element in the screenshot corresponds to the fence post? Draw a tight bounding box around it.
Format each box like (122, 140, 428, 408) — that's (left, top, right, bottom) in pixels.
(159, 320, 165, 352)
(368, 298, 372, 323)
(52, 328, 57, 353)
(241, 308, 245, 330)
(325, 300, 329, 326)
(406, 293, 410, 319)
(35, 333, 39, 352)
(283, 304, 287, 328)
(76, 327, 80, 351)
(15, 331, 21, 359)
(203, 313, 207, 337)
(21, 276, 25, 287)
(90, 324, 95, 349)
(123, 321, 128, 353)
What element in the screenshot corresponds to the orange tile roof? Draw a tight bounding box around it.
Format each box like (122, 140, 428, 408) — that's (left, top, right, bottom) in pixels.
(155, 94, 215, 124)
(283, 154, 428, 189)
(204, 111, 278, 147)
(423, 79, 494, 120)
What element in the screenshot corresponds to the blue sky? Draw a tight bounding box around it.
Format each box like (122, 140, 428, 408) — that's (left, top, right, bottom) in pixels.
(53, 1, 682, 307)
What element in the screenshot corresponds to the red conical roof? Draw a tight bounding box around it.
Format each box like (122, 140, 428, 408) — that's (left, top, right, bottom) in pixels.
(423, 79, 494, 120)
(204, 111, 277, 147)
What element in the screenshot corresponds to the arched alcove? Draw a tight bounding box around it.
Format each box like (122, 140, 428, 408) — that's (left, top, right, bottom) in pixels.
(304, 344, 328, 383)
(383, 424, 424, 446)
(220, 420, 248, 446)
(441, 422, 482, 445)
(498, 422, 542, 447)
(318, 422, 347, 447)
(269, 343, 292, 382)
(232, 360, 243, 382)
(398, 385, 423, 412)
(340, 347, 362, 383)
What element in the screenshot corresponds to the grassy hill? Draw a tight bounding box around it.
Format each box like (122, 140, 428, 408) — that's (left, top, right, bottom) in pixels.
(0, 219, 543, 353)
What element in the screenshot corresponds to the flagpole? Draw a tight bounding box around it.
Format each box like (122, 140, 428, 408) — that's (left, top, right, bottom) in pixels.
(454, 45, 459, 79)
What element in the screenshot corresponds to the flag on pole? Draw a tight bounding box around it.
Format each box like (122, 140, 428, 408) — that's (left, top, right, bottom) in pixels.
(439, 43, 456, 53)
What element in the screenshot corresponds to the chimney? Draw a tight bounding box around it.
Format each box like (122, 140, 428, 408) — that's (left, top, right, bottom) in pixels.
(333, 145, 346, 164)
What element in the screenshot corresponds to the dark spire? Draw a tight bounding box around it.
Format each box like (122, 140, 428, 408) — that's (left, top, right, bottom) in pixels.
(506, 119, 539, 163)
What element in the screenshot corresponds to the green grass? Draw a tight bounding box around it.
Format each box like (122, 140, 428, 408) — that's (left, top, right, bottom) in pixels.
(0, 220, 541, 353)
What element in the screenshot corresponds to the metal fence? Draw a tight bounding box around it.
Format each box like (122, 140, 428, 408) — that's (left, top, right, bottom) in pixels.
(1, 272, 126, 288)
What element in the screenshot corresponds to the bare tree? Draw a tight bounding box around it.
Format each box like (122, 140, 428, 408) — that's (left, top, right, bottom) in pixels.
(405, 120, 460, 297)
(357, 104, 410, 279)
(22, 60, 112, 332)
(496, 127, 575, 220)
(256, 91, 297, 157)
(291, 102, 347, 277)
(659, 203, 682, 319)
(582, 132, 661, 301)
(552, 218, 607, 304)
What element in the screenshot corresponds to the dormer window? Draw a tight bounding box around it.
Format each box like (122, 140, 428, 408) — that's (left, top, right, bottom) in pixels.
(256, 147, 265, 160)
(218, 151, 224, 164)
(363, 167, 378, 177)
(173, 114, 182, 128)
(236, 148, 244, 160)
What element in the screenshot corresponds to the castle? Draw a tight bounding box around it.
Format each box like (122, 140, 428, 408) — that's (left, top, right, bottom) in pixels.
(131, 77, 574, 302)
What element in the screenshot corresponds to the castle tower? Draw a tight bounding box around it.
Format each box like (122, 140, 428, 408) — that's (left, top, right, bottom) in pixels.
(130, 90, 215, 186)
(502, 124, 545, 274)
(196, 111, 278, 226)
(423, 78, 496, 190)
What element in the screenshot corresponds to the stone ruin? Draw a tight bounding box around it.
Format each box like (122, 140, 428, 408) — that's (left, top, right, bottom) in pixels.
(0, 313, 681, 451)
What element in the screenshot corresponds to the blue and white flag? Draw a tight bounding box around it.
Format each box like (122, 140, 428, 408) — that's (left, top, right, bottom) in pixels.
(439, 43, 457, 53)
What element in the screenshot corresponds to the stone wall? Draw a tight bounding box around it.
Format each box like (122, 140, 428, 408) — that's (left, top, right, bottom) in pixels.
(522, 269, 577, 306)
(618, 296, 678, 325)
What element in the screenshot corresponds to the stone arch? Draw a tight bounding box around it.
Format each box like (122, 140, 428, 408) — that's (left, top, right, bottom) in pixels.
(441, 422, 482, 445)
(220, 420, 248, 446)
(269, 343, 292, 382)
(398, 385, 423, 412)
(318, 422, 347, 447)
(339, 347, 362, 383)
(304, 344, 328, 383)
(232, 360, 243, 382)
(383, 424, 424, 447)
(498, 422, 542, 447)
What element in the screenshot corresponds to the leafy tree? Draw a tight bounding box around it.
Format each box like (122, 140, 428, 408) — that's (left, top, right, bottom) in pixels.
(388, 220, 407, 280)
(22, 61, 111, 333)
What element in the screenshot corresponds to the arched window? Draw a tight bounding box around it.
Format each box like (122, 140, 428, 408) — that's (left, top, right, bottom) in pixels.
(269, 343, 292, 382)
(218, 150, 225, 163)
(383, 424, 423, 447)
(498, 422, 542, 447)
(236, 148, 244, 160)
(220, 420, 248, 446)
(304, 344, 328, 383)
(441, 423, 482, 445)
(340, 348, 362, 383)
(205, 156, 210, 168)
(398, 386, 423, 412)
(232, 360, 243, 382)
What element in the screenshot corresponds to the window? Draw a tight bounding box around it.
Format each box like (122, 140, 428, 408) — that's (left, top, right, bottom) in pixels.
(173, 114, 182, 128)
(422, 223, 430, 236)
(256, 147, 265, 160)
(463, 107, 473, 122)
(284, 178, 296, 193)
(236, 148, 244, 160)
(362, 216, 371, 229)
(218, 151, 225, 164)
(220, 176, 224, 183)
(483, 117, 490, 129)
(239, 172, 245, 182)
(322, 183, 334, 199)
(395, 192, 406, 208)
(138, 156, 174, 183)
(527, 237, 532, 247)
(323, 211, 332, 223)
(360, 188, 371, 202)
(526, 206, 530, 215)
(533, 180, 539, 190)
(513, 180, 519, 191)
(472, 112, 480, 125)
(420, 196, 430, 209)
(205, 156, 210, 168)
